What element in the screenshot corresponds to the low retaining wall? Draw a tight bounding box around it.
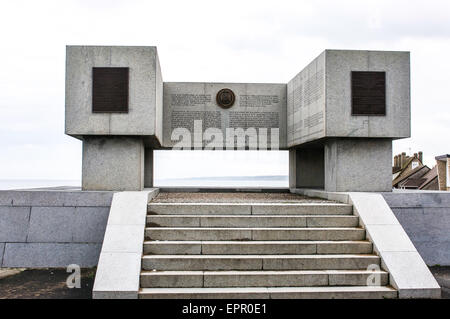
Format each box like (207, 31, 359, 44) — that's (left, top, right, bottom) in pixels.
(0, 188, 114, 268)
(382, 191, 450, 266)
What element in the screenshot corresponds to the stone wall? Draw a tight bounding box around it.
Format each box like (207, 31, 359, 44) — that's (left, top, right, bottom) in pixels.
(0, 189, 113, 268)
(382, 191, 450, 266)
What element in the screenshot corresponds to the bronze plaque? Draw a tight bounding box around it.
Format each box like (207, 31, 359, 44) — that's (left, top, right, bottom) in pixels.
(351, 71, 386, 116)
(216, 88, 235, 109)
(92, 67, 129, 113)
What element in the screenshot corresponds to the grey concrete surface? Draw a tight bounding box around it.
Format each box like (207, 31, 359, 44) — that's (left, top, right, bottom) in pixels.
(2, 243, 102, 268)
(0, 207, 30, 242)
(82, 136, 145, 191)
(383, 191, 450, 266)
(293, 189, 442, 298)
(289, 148, 324, 189)
(162, 82, 287, 149)
(93, 189, 159, 299)
(325, 50, 410, 139)
(324, 138, 392, 192)
(65, 46, 163, 142)
(0, 188, 113, 268)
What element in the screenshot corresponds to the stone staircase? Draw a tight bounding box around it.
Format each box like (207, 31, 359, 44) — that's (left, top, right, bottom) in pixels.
(139, 202, 397, 299)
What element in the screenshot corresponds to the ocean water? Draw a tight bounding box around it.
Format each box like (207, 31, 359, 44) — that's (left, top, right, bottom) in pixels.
(0, 180, 81, 190)
(0, 176, 288, 190)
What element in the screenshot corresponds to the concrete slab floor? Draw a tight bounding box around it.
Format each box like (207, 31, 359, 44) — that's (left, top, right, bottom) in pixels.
(151, 192, 335, 203)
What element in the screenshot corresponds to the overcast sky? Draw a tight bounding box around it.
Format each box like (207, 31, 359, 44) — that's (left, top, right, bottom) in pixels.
(1, 0, 450, 181)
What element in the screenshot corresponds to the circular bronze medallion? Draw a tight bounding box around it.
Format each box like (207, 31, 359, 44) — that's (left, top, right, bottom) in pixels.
(216, 88, 235, 109)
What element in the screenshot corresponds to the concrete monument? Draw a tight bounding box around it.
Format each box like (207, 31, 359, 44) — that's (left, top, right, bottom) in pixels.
(65, 46, 410, 192)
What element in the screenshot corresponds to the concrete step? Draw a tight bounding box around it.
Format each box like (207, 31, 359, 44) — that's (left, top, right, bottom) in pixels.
(142, 254, 380, 271)
(145, 227, 365, 241)
(139, 286, 397, 299)
(148, 203, 353, 216)
(140, 270, 389, 288)
(146, 215, 359, 228)
(143, 240, 373, 255)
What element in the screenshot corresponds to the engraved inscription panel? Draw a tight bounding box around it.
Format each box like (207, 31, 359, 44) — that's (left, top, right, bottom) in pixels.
(163, 83, 287, 148)
(352, 71, 386, 116)
(92, 67, 129, 113)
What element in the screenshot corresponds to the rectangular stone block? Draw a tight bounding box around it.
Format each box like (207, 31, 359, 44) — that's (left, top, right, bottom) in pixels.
(162, 82, 287, 149)
(143, 242, 202, 255)
(101, 225, 145, 253)
(325, 138, 392, 192)
(316, 242, 373, 254)
(145, 228, 252, 241)
(262, 255, 380, 270)
(381, 251, 441, 298)
(27, 207, 75, 243)
(142, 256, 263, 271)
(203, 271, 328, 287)
(73, 207, 110, 243)
(201, 242, 317, 255)
(0, 189, 114, 207)
(140, 271, 203, 288)
(0, 206, 30, 242)
(2, 243, 101, 267)
(267, 286, 397, 299)
(93, 252, 141, 299)
(139, 287, 270, 299)
(251, 228, 365, 241)
(82, 136, 145, 191)
(148, 203, 252, 215)
(325, 50, 410, 140)
(65, 46, 163, 142)
(251, 203, 352, 215)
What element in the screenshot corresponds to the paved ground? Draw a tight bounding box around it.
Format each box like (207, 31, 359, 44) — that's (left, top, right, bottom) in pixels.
(152, 192, 333, 203)
(430, 266, 450, 299)
(1, 266, 448, 299)
(0, 268, 95, 299)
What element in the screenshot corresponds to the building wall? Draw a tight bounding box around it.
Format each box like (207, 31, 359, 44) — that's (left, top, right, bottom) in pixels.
(0, 189, 113, 268)
(383, 191, 450, 266)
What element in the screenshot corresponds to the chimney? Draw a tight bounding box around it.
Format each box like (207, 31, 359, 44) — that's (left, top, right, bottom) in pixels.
(401, 152, 406, 168)
(414, 153, 418, 159)
(419, 151, 423, 163)
(395, 155, 399, 167)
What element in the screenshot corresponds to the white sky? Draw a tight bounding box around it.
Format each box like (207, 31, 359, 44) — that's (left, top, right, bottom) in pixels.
(1, 0, 450, 180)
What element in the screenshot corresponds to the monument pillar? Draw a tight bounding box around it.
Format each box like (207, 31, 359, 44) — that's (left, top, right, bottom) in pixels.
(82, 137, 145, 191)
(289, 148, 324, 189)
(324, 138, 392, 192)
(144, 148, 154, 188)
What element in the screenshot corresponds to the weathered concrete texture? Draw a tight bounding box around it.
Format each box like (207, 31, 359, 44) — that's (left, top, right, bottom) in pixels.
(82, 136, 145, 191)
(0, 189, 113, 207)
(0, 207, 30, 242)
(289, 148, 324, 189)
(93, 189, 159, 299)
(287, 51, 326, 147)
(162, 82, 287, 149)
(383, 191, 450, 266)
(325, 50, 410, 139)
(348, 192, 441, 298)
(65, 46, 163, 143)
(2, 243, 102, 267)
(324, 138, 392, 192)
(0, 189, 113, 268)
(293, 189, 441, 298)
(144, 148, 153, 188)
